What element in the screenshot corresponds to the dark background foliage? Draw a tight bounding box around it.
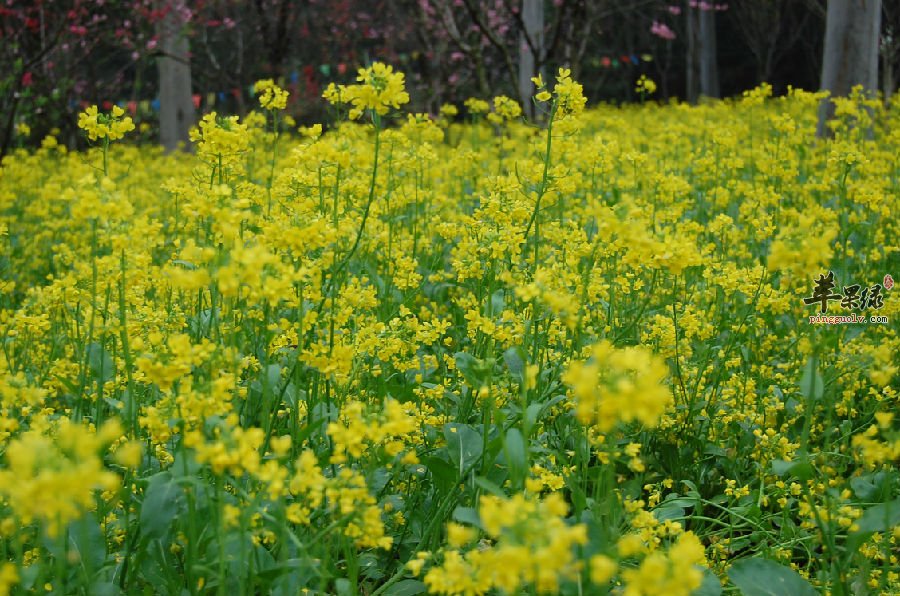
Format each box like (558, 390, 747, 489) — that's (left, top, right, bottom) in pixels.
(2, 0, 897, 154)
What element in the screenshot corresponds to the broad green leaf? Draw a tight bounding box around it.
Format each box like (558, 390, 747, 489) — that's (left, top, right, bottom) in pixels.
(524, 402, 544, 435)
(503, 346, 526, 380)
(335, 578, 353, 596)
(140, 471, 186, 540)
(444, 423, 483, 475)
(799, 358, 823, 402)
(452, 506, 481, 528)
(87, 342, 115, 384)
(473, 475, 505, 497)
(693, 568, 723, 596)
(504, 428, 527, 490)
(853, 498, 900, 534)
(652, 503, 684, 522)
(771, 458, 814, 482)
(67, 517, 107, 573)
(728, 557, 817, 596)
(264, 363, 281, 390)
(849, 472, 887, 501)
(453, 352, 494, 387)
(424, 455, 456, 492)
(489, 290, 505, 315)
(454, 352, 479, 384)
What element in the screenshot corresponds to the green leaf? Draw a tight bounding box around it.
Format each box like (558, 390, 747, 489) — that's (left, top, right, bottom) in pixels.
(293, 417, 327, 446)
(335, 578, 353, 596)
(424, 455, 456, 492)
(453, 352, 494, 387)
(853, 498, 900, 534)
(770, 458, 814, 482)
(87, 342, 115, 384)
(382, 579, 427, 596)
(452, 506, 482, 528)
(565, 475, 588, 512)
(693, 568, 723, 596)
(140, 472, 186, 540)
(727, 558, 817, 596)
(849, 472, 887, 501)
(504, 428, 527, 490)
(454, 352, 479, 384)
(67, 516, 107, 573)
(264, 363, 281, 391)
(503, 346, 526, 380)
(652, 503, 684, 522)
(799, 357, 823, 402)
(444, 423, 483, 475)
(523, 403, 542, 432)
(473, 475, 505, 496)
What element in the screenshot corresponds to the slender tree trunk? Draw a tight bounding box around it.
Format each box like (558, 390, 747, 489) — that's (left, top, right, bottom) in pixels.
(518, 0, 543, 117)
(686, 2, 719, 103)
(686, 1, 698, 102)
(882, 50, 897, 103)
(157, 1, 195, 152)
(816, 0, 881, 138)
(698, 7, 720, 98)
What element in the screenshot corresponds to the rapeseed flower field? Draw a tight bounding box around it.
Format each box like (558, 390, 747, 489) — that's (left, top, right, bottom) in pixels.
(0, 65, 897, 595)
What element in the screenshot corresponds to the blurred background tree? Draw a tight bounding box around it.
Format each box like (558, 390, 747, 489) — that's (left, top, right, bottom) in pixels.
(1, 0, 895, 154)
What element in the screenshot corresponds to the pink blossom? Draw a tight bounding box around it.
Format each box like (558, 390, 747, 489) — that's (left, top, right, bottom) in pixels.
(667, 5, 681, 15)
(418, 0, 435, 17)
(651, 21, 676, 41)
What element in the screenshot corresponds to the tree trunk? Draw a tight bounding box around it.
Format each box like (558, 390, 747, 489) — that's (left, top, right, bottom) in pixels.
(518, 0, 543, 117)
(686, 2, 719, 103)
(698, 6, 720, 98)
(816, 0, 881, 138)
(885, 55, 896, 102)
(157, 1, 195, 152)
(685, 2, 697, 102)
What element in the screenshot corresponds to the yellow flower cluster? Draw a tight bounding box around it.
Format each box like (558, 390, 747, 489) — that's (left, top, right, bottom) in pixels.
(618, 531, 707, 595)
(326, 398, 416, 463)
(463, 97, 490, 115)
(0, 65, 898, 594)
(0, 419, 122, 537)
(188, 112, 250, 170)
(532, 68, 587, 116)
(323, 61, 409, 120)
(635, 74, 657, 96)
(77, 104, 136, 141)
(420, 493, 587, 594)
(563, 340, 673, 431)
(487, 95, 522, 124)
(254, 78, 289, 111)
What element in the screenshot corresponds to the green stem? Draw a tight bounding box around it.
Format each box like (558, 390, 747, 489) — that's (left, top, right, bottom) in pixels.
(118, 249, 137, 436)
(522, 103, 556, 272)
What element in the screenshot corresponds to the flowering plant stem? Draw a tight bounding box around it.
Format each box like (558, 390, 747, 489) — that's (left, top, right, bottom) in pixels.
(522, 102, 556, 274)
